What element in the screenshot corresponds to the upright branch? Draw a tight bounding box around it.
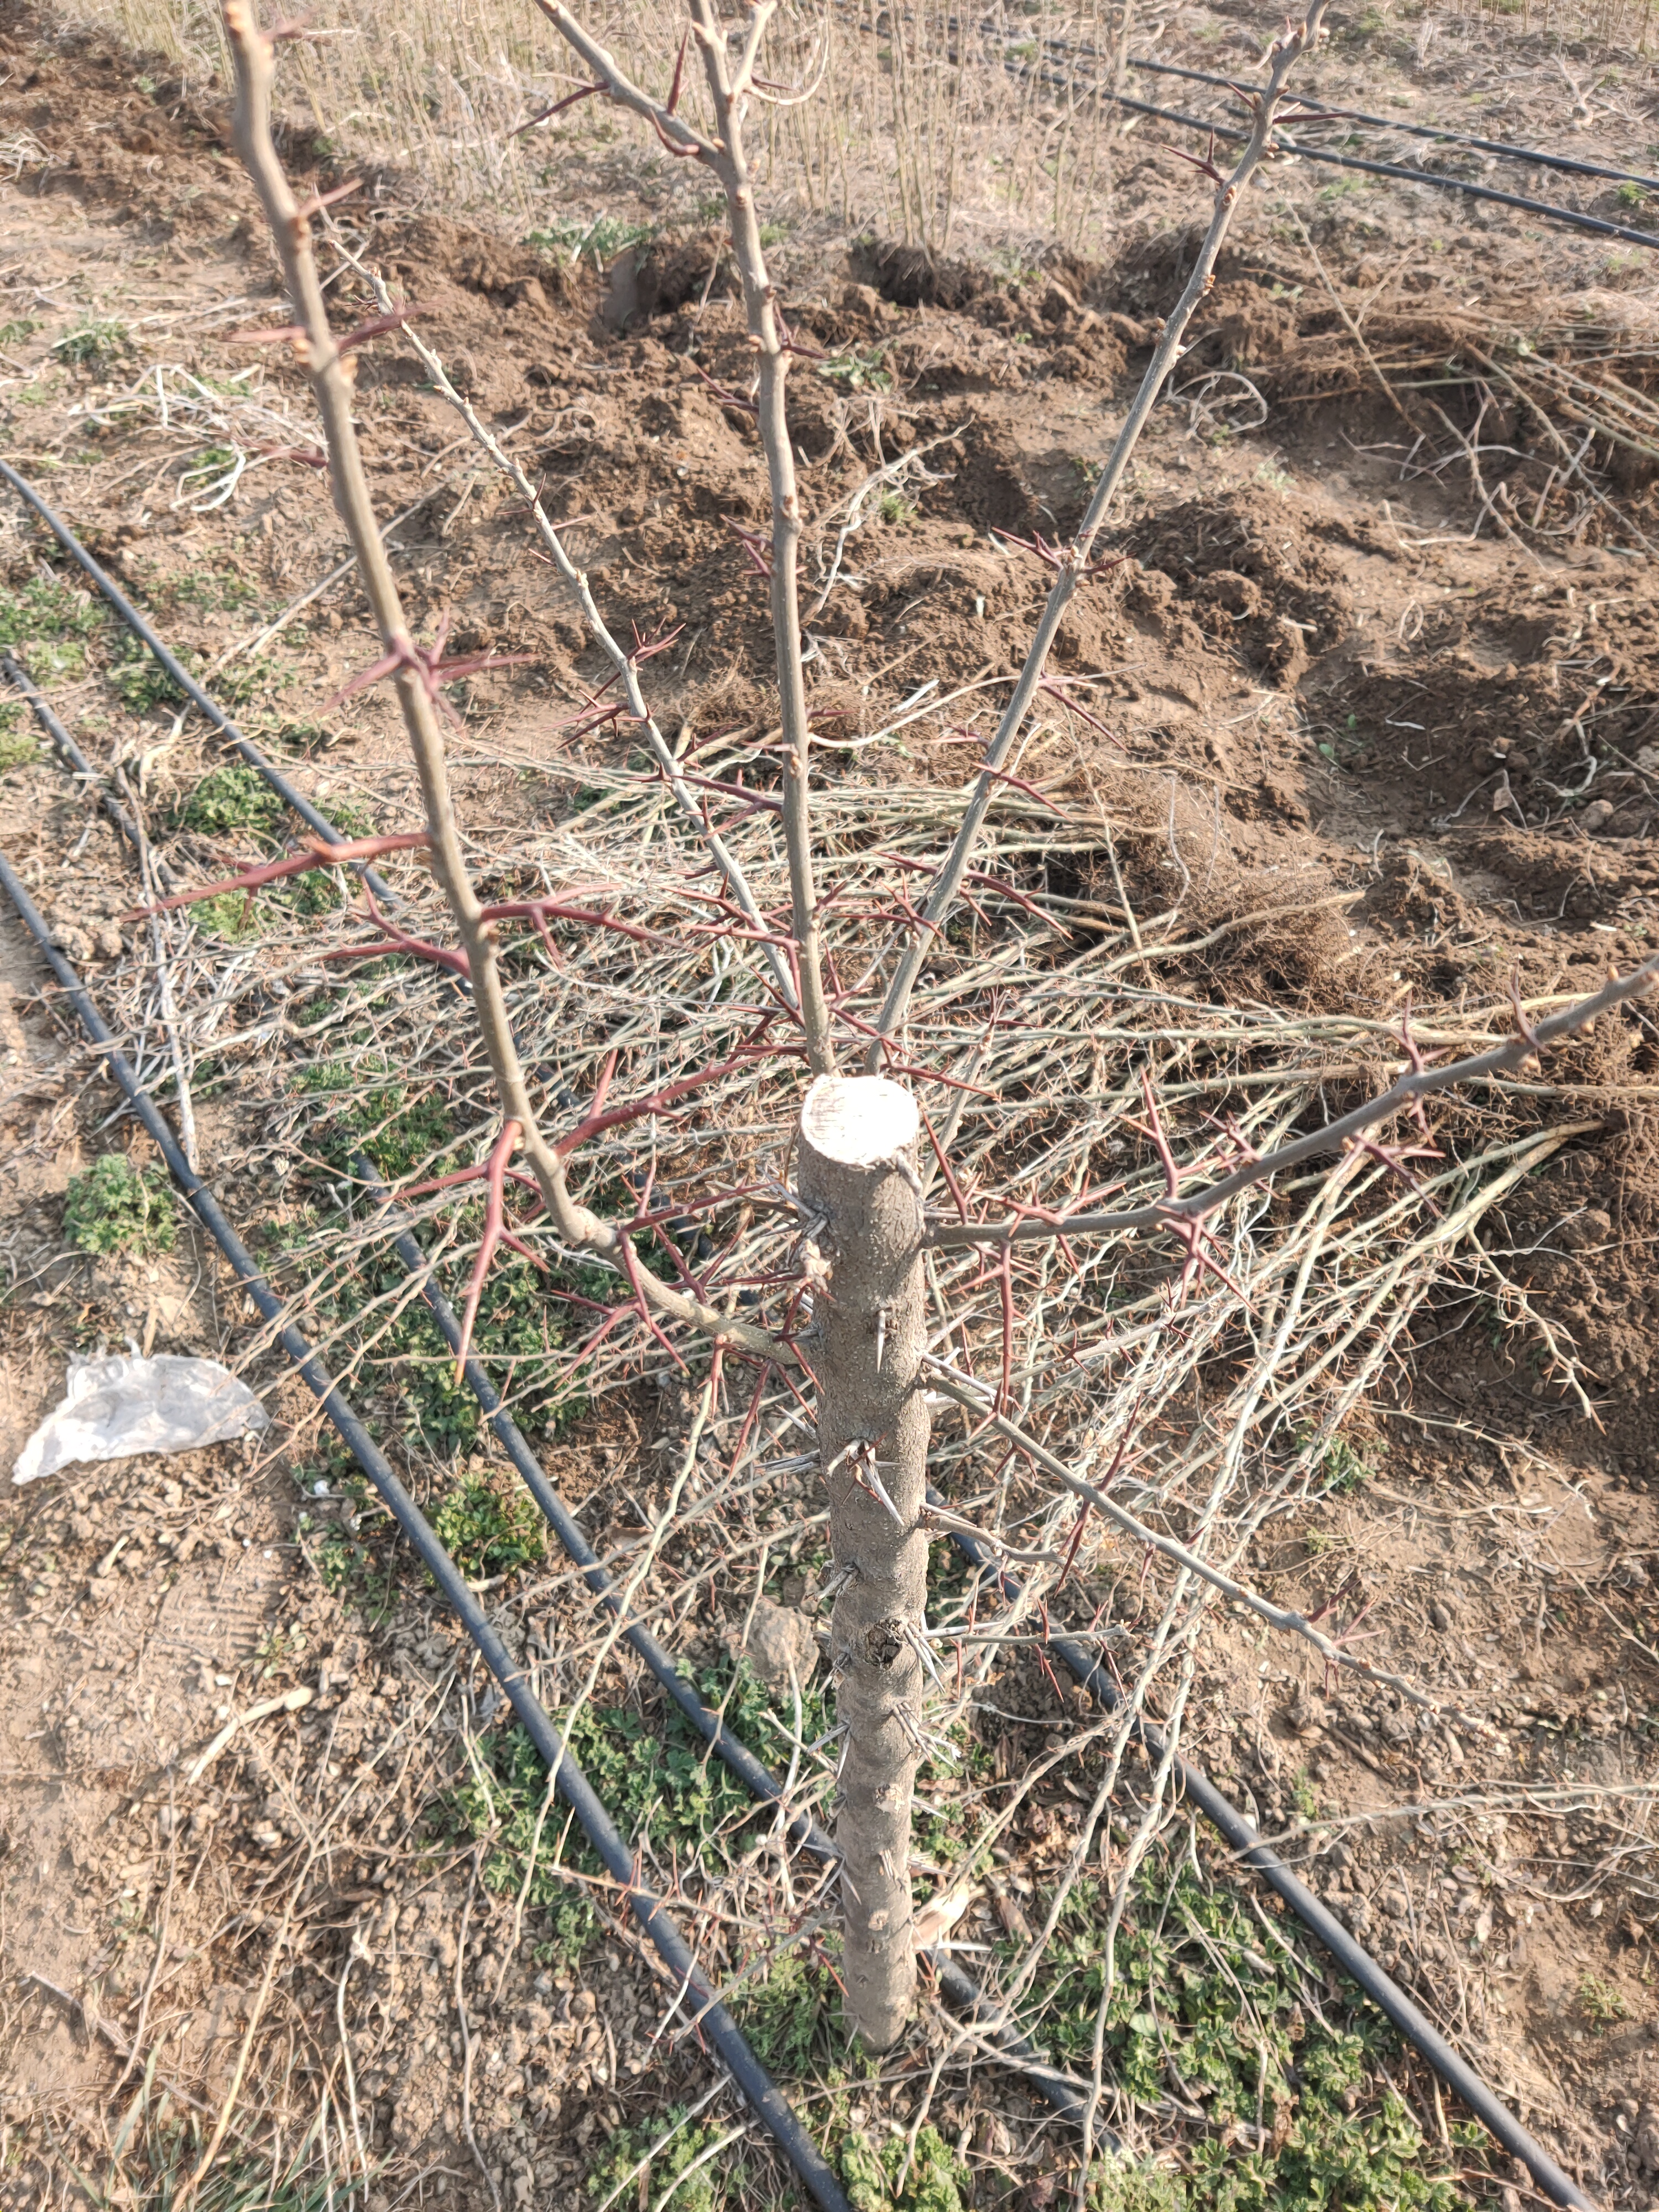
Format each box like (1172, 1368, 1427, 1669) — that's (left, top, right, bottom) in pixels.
(864, 0, 1331, 1067)
(531, 0, 836, 1076)
(328, 238, 799, 1017)
(221, 0, 780, 1366)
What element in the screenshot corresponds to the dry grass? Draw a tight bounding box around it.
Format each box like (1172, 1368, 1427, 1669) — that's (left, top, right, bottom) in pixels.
(60, 0, 1659, 255)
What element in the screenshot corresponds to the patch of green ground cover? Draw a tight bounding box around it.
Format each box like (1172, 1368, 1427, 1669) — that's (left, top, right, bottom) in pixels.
(0, 571, 106, 680)
(450, 1658, 833, 1964)
(1020, 1838, 1475, 2212)
(64, 1154, 175, 1258)
(432, 1463, 545, 1579)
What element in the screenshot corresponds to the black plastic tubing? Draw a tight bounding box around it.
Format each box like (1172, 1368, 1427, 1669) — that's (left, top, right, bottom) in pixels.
(1017, 71, 1659, 252)
(939, 1510, 1600, 2212)
(1, 654, 180, 893)
(0, 846, 853, 2212)
(1122, 51, 1659, 196)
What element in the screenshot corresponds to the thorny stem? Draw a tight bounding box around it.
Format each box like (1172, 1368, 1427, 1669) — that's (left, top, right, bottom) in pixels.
(865, 1, 1331, 1067)
(927, 947, 1659, 1249)
(333, 239, 797, 1013)
(531, 0, 836, 1076)
(223, 0, 781, 1364)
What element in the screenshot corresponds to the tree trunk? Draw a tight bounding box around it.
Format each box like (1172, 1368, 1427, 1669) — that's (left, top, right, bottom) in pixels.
(798, 1074, 930, 2049)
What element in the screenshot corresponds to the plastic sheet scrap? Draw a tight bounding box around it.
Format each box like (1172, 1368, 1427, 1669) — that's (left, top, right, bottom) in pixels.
(13, 1352, 270, 1485)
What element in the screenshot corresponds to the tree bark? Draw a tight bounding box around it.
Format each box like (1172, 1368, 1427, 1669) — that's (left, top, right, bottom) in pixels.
(797, 1074, 929, 2048)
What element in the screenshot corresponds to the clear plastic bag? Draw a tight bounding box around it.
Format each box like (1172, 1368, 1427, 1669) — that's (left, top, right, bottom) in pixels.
(12, 1353, 270, 1485)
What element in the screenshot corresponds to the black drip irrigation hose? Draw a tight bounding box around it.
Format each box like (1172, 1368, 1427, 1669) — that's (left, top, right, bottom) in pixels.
(1, 466, 1600, 2210)
(938, 1508, 1600, 2212)
(0, 844, 856, 2212)
(1115, 50, 1659, 196)
(1, 655, 180, 894)
(1031, 72, 1659, 251)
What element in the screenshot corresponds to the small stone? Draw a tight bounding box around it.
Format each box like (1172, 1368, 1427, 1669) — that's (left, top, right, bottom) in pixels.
(736, 1598, 818, 1692)
(1583, 798, 1615, 833)
(1429, 1599, 1453, 1632)
(1381, 1888, 1410, 1919)
(974, 2114, 1013, 2158)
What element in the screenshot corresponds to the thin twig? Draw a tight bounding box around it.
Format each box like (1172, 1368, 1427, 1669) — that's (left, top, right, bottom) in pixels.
(866, 1, 1331, 1062)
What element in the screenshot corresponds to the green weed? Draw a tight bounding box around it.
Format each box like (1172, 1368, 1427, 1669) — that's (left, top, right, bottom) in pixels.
(1578, 1972, 1628, 2029)
(879, 489, 917, 524)
(818, 344, 893, 393)
(0, 705, 40, 771)
(431, 1465, 545, 1580)
(253, 1624, 308, 1682)
(1085, 2162, 1188, 2212)
(738, 1950, 835, 2074)
(299, 1515, 386, 1612)
(0, 572, 105, 680)
(176, 763, 287, 846)
(0, 316, 38, 346)
(290, 1055, 455, 1180)
(217, 651, 298, 712)
(52, 319, 132, 371)
(108, 635, 192, 714)
(1022, 1842, 1464, 2212)
(587, 2109, 752, 2211)
(452, 1659, 823, 1961)
(1619, 180, 1647, 208)
(1307, 1431, 1375, 1494)
(170, 567, 262, 613)
(840, 2126, 969, 2212)
(190, 891, 264, 943)
(63, 1154, 175, 1260)
(524, 215, 653, 264)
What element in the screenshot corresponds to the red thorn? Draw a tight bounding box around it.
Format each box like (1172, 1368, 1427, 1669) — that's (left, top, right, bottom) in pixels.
(454, 1120, 524, 1383)
(122, 832, 431, 922)
(665, 28, 688, 115)
(510, 80, 605, 136)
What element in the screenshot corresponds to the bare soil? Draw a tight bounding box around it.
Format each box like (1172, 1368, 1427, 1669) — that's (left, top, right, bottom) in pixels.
(2, 2, 1659, 2209)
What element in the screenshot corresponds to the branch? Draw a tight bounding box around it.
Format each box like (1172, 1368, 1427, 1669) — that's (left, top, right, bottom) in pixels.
(529, 0, 837, 1075)
(919, 1354, 1491, 1732)
(528, 0, 721, 160)
(863, 0, 1330, 1067)
(328, 239, 798, 1020)
(928, 952, 1659, 1249)
(122, 831, 431, 918)
(222, 0, 787, 1369)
